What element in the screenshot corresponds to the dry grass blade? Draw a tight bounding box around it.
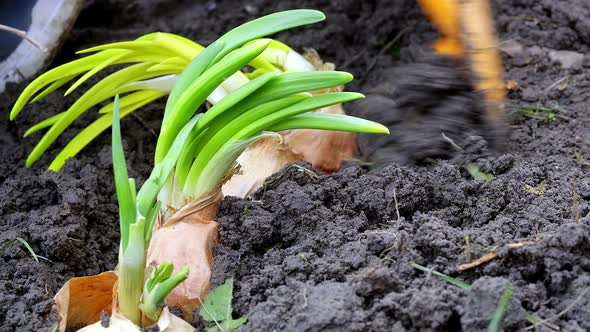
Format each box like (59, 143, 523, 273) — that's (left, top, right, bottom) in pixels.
(16, 237, 39, 263)
(525, 313, 559, 331)
(521, 286, 590, 331)
(458, 241, 534, 271)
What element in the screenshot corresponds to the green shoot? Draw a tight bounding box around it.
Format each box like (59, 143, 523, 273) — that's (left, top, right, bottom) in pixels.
(155, 39, 272, 162)
(487, 284, 513, 332)
(112, 95, 136, 251)
(136, 114, 201, 218)
(111, 96, 193, 324)
(141, 262, 189, 321)
(112, 95, 143, 324)
(49, 90, 166, 171)
(410, 262, 471, 289)
(266, 112, 391, 132)
(24, 62, 171, 169)
(199, 278, 246, 332)
(211, 10, 324, 63)
(117, 218, 146, 324)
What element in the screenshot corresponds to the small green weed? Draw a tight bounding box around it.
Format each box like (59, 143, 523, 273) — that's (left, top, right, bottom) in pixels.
(465, 163, 495, 183)
(200, 278, 247, 332)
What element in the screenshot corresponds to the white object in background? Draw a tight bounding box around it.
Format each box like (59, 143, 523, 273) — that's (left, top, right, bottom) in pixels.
(0, 0, 83, 93)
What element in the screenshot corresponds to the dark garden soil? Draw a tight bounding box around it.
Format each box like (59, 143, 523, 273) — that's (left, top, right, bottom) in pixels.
(1, 0, 590, 331)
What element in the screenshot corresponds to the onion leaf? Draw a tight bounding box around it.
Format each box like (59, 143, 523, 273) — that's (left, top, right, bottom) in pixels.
(136, 114, 201, 218)
(267, 113, 390, 134)
(111, 95, 136, 251)
(155, 39, 270, 163)
(48, 90, 166, 171)
(213, 9, 325, 63)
